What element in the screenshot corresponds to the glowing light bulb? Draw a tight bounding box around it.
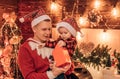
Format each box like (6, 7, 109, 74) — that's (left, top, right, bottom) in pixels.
(51, 2, 57, 11)
(76, 32, 84, 41)
(94, 0, 101, 9)
(79, 17, 89, 27)
(112, 8, 119, 17)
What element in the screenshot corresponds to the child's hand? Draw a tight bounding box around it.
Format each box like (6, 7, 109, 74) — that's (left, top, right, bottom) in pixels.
(57, 40, 66, 47)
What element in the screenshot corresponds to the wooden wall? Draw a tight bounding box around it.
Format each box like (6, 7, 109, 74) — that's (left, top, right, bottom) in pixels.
(52, 28, 120, 52)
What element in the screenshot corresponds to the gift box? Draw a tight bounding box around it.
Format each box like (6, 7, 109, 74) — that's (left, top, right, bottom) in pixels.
(52, 45, 71, 67)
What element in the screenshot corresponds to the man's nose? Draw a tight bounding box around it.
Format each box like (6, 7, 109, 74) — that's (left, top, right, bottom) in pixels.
(46, 30, 51, 34)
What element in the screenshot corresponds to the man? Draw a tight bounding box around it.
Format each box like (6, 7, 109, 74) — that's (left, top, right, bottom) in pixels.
(18, 7, 70, 79)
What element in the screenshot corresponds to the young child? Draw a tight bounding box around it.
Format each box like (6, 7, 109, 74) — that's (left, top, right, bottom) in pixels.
(46, 17, 81, 79)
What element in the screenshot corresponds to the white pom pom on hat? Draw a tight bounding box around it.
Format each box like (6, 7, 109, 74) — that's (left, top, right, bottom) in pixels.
(19, 7, 51, 27)
(19, 17, 24, 23)
(56, 17, 80, 37)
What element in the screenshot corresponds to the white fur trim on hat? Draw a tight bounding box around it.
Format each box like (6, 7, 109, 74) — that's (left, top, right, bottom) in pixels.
(56, 22, 77, 37)
(31, 15, 51, 27)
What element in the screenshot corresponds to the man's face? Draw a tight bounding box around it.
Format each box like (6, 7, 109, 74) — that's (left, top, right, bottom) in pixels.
(33, 21, 52, 43)
(58, 27, 72, 40)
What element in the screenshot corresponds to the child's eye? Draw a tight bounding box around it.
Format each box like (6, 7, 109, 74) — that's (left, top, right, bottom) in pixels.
(59, 32, 62, 34)
(63, 32, 68, 34)
(60, 32, 67, 35)
(42, 28, 47, 31)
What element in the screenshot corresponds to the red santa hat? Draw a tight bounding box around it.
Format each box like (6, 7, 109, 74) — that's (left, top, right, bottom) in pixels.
(56, 17, 80, 37)
(19, 7, 51, 27)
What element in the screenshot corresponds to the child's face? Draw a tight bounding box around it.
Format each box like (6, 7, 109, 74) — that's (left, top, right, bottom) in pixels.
(58, 27, 72, 40)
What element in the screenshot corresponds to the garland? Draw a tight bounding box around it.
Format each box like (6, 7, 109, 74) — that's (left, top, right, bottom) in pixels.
(73, 43, 111, 70)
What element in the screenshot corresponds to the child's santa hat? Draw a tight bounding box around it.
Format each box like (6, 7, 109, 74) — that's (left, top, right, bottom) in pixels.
(19, 7, 51, 27)
(56, 17, 82, 37)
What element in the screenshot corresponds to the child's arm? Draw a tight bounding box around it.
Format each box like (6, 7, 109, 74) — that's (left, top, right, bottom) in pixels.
(56, 40, 66, 47)
(65, 39, 77, 57)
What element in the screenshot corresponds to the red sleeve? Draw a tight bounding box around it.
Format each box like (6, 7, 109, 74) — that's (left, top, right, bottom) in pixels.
(18, 45, 49, 79)
(65, 39, 77, 57)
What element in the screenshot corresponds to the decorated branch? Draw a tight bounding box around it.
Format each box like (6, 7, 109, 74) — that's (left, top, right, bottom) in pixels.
(73, 42, 111, 70)
(113, 50, 120, 73)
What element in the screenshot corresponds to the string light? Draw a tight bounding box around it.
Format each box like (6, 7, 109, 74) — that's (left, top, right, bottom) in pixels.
(51, 2, 57, 11)
(94, 0, 101, 9)
(111, 7, 119, 17)
(50, 1, 61, 15)
(79, 17, 86, 25)
(79, 17, 89, 27)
